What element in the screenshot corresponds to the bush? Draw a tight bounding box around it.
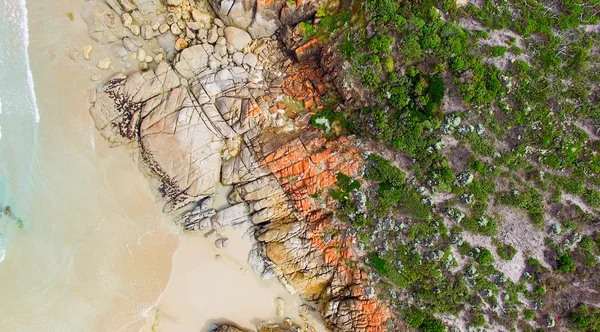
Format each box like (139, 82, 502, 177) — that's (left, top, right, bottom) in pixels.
(369, 34, 394, 54)
(404, 306, 426, 328)
(557, 253, 576, 273)
(496, 243, 517, 260)
(533, 285, 546, 296)
(472, 311, 486, 327)
(476, 248, 494, 265)
(524, 309, 536, 321)
(491, 45, 507, 56)
(570, 304, 600, 331)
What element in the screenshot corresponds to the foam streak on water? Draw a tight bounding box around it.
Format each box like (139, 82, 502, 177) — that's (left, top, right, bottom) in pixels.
(0, 0, 40, 123)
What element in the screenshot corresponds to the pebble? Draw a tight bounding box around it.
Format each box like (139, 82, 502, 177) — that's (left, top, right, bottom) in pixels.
(154, 53, 164, 63)
(191, 9, 211, 26)
(171, 23, 181, 35)
(137, 48, 147, 62)
(129, 24, 140, 36)
(121, 13, 133, 27)
(83, 45, 92, 60)
(233, 52, 244, 65)
(215, 44, 227, 57)
(144, 55, 153, 63)
(275, 297, 285, 317)
(187, 21, 200, 31)
(159, 23, 170, 34)
(131, 10, 143, 22)
(214, 18, 224, 27)
(204, 229, 216, 238)
(196, 28, 208, 41)
(97, 57, 112, 70)
(141, 24, 154, 39)
(215, 237, 229, 248)
(243, 53, 258, 67)
(175, 38, 188, 51)
(186, 28, 196, 39)
(151, 21, 160, 30)
(207, 26, 218, 43)
(123, 37, 136, 51)
(139, 61, 149, 71)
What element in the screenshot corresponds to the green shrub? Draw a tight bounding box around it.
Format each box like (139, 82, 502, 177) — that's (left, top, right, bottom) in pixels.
(557, 252, 576, 273)
(533, 285, 546, 296)
(570, 304, 600, 331)
(472, 311, 486, 327)
(369, 34, 394, 54)
(365, 154, 406, 187)
(491, 45, 507, 56)
(496, 243, 517, 260)
(524, 309, 536, 321)
(476, 248, 494, 265)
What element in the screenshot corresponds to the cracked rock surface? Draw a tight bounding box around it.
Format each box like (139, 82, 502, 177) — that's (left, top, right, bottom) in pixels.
(84, 0, 389, 330)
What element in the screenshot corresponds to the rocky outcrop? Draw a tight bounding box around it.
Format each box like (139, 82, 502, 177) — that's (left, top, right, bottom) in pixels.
(84, 0, 389, 330)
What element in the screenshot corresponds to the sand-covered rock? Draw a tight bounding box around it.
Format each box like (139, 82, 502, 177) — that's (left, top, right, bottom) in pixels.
(81, 0, 129, 43)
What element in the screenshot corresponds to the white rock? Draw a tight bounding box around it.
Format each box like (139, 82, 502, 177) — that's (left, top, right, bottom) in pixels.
(196, 28, 207, 40)
(141, 24, 154, 39)
(232, 52, 244, 66)
(138, 61, 148, 71)
(207, 26, 218, 43)
(187, 21, 200, 31)
(137, 48, 147, 62)
(214, 18, 224, 28)
(144, 55, 153, 63)
(224, 27, 252, 51)
(243, 53, 257, 67)
(226, 43, 236, 54)
(158, 23, 170, 34)
(129, 24, 140, 35)
(275, 297, 284, 317)
(154, 53, 164, 63)
(215, 44, 227, 57)
(151, 21, 160, 30)
(216, 36, 226, 45)
(191, 9, 211, 26)
(121, 13, 133, 27)
(171, 23, 181, 35)
(208, 59, 219, 70)
(131, 10, 142, 22)
(97, 57, 112, 70)
(83, 45, 93, 60)
(165, 0, 182, 5)
(186, 28, 196, 39)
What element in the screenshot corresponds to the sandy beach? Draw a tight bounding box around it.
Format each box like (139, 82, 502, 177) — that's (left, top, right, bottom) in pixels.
(0, 1, 327, 331)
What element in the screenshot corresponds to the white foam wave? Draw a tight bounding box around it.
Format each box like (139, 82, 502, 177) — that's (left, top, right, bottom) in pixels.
(0, 234, 5, 263)
(19, 0, 40, 123)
